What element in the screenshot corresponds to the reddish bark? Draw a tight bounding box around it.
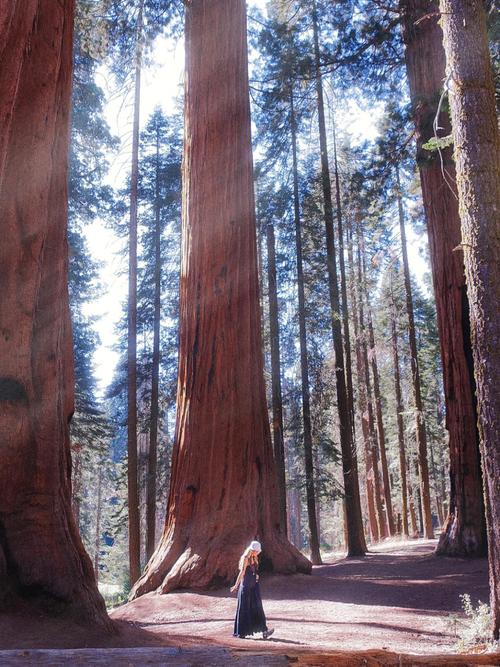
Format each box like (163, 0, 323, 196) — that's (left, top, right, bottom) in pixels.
(400, 0, 486, 557)
(439, 0, 500, 637)
(0, 1, 109, 626)
(130, 0, 310, 598)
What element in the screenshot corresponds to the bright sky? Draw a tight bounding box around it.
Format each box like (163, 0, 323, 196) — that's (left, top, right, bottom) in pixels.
(84, 2, 430, 396)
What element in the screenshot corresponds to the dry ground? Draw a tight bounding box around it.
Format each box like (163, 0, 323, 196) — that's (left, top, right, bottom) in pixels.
(2, 539, 499, 665)
(111, 539, 491, 655)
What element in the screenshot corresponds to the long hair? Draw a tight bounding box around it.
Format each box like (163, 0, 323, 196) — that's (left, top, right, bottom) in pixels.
(238, 546, 256, 571)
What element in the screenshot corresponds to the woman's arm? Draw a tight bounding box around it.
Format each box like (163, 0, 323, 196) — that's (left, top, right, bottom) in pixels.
(230, 556, 248, 593)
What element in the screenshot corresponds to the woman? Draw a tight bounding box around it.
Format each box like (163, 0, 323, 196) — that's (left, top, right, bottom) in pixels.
(231, 540, 274, 639)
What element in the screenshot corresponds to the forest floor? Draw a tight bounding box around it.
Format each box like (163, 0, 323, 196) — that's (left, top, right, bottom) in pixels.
(2, 539, 499, 666)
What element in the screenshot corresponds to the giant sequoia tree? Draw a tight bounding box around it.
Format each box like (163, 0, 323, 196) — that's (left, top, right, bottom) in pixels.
(439, 0, 500, 637)
(130, 0, 310, 597)
(400, 0, 486, 557)
(0, 1, 109, 626)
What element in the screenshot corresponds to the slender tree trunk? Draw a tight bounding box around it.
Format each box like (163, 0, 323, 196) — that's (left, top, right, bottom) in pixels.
(350, 245, 379, 543)
(127, 1, 144, 585)
(427, 424, 443, 528)
(389, 286, 409, 538)
(290, 91, 322, 565)
(312, 0, 366, 556)
(265, 221, 288, 535)
(400, 0, 486, 557)
(406, 453, 420, 537)
(439, 0, 500, 637)
(0, 1, 110, 627)
(146, 123, 162, 560)
(359, 236, 395, 536)
(366, 304, 395, 536)
(72, 442, 83, 526)
(286, 431, 302, 549)
(94, 467, 103, 582)
(332, 120, 356, 438)
(130, 0, 311, 598)
(395, 167, 434, 539)
(356, 243, 388, 540)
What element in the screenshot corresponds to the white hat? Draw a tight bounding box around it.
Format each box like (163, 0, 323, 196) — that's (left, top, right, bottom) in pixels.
(249, 540, 261, 553)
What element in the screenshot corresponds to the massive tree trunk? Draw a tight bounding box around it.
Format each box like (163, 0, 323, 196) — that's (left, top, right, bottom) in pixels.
(290, 91, 322, 565)
(265, 221, 288, 535)
(395, 167, 434, 539)
(439, 0, 500, 638)
(400, 0, 486, 557)
(0, 1, 109, 627)
(130, 0, 311, 598)
(146, 122, 162, 561)
(127, 0, 143, 586)
(312, 0, 366, 557)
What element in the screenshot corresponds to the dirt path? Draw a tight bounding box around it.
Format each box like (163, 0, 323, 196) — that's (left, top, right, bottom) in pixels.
(111, 539, 490, 655)
(1, 538, 497, 665)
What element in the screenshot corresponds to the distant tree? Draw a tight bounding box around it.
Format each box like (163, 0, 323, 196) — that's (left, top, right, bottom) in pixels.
(136, 108, 181, 559)
(311, 0, 367, 556)
(263, 215, 288, 534)
(106, 0, 182, 585)
(68, 6, 118, 565)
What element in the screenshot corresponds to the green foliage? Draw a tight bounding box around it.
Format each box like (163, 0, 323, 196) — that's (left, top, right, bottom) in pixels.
(422, 134, 454, 152)
(447, 594, 498, 653)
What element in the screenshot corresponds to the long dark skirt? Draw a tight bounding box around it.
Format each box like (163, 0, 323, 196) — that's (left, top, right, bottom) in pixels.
(233, 565, 268, 637)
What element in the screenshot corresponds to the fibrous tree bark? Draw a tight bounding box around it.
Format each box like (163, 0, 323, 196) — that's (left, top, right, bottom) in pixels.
(400, 0, 486, 557)
(130, 0, 311, 598)
(439, 0, 500, 637)
(395, 167, 434, 539)
(0, 1, 110, 627)
(127, 0, 144, 585)
(290, 91, 322, 565)
(312, 0, 366, 557)
(265, 221, 288, 535)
